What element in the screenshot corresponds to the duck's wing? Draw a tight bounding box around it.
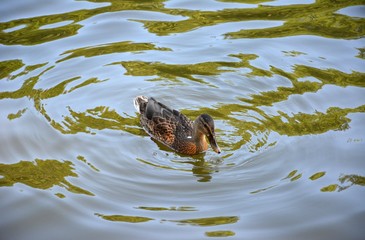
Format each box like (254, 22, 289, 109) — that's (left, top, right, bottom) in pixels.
(141, 97, 193, 146)
(145, 97, 174, 120)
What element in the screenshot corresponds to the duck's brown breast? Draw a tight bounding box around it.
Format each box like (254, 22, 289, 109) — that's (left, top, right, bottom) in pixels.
(172, 139, 208, 155)
(172, 140, 196, 155)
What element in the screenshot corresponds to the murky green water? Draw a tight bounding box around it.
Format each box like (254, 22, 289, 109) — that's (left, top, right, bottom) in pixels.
(1, 0, 364, 239)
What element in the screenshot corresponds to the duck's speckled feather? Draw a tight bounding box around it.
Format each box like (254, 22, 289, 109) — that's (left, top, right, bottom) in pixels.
(136, 97, 198, 153)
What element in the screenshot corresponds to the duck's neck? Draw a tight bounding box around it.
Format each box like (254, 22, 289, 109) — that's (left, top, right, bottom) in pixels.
(192, 120, 208, 152)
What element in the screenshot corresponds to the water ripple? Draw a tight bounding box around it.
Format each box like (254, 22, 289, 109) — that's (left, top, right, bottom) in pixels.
(1, 0, 365, 240)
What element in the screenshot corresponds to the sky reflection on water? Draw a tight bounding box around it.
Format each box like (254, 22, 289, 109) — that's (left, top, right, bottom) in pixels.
(0, 0, 365, 239)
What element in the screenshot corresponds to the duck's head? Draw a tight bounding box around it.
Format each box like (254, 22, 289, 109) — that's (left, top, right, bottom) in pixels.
(195, 114, 221, 154)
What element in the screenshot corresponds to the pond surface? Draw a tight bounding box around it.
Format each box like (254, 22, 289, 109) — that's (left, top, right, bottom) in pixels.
(1, 0, 365, 239)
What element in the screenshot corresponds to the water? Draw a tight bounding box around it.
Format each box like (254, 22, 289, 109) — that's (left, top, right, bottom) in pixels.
(1, 0, 365, 239)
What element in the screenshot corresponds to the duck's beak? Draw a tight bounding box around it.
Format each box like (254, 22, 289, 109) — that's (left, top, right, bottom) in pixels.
(207, 134, 221, 154)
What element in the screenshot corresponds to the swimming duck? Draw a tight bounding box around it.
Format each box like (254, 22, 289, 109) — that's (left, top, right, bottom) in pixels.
(134, 96, 221, 155)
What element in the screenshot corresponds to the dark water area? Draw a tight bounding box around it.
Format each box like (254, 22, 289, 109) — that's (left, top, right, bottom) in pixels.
(1, 0, 365, 239)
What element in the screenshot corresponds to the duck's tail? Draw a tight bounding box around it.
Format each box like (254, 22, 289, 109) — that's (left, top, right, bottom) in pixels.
(133, 95, 148, 113)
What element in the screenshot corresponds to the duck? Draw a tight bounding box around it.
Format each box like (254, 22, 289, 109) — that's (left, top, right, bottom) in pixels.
(134, 96, 221, 155)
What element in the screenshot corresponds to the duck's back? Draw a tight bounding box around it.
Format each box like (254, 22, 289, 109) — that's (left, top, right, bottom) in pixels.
(134, 96, 194, 149)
